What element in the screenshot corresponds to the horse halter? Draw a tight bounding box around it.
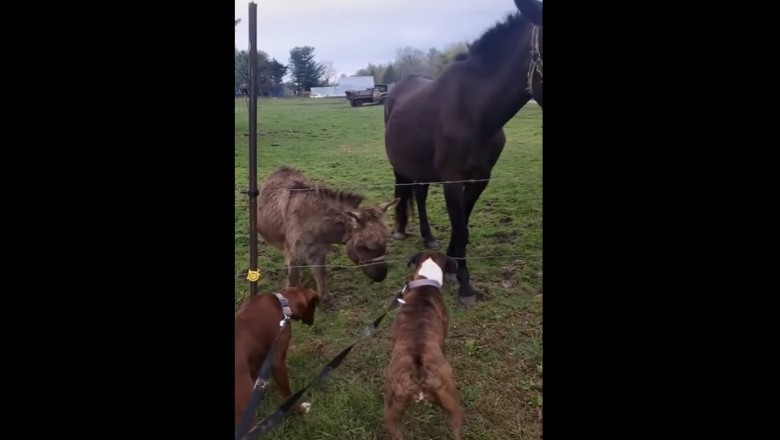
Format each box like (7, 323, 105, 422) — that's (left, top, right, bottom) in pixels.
(526, 25, 543, 98)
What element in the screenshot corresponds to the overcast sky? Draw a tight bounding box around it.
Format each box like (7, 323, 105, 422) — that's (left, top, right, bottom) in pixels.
(234, 0, 529, 78)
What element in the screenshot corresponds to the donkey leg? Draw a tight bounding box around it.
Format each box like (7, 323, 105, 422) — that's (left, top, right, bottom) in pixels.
(284, 248, 302, 288)
(307, 249, 331, 302)
(443, 182, 476, 305)
(392, 171, 412, 240)
(413, 183, 438, 248)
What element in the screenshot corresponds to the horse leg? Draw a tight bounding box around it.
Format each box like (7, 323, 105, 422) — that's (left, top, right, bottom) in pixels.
(392, 171, 412, 240)
(443, 182, 476, 305)
(463, 180, 489, 244)
(444, 181, 489, 288)
(413, 183, 437, 248)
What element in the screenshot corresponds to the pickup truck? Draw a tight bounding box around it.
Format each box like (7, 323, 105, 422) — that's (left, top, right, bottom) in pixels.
(345, 84, 389, 107)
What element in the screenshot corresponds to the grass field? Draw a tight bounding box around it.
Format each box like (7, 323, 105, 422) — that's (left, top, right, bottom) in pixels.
(235, 97, 542, 440)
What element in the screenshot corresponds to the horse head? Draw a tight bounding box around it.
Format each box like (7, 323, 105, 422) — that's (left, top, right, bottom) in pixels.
(515, 0, 543, 105)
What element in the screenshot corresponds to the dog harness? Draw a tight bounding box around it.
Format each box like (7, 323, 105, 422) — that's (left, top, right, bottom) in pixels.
(236, 292, 295, 439)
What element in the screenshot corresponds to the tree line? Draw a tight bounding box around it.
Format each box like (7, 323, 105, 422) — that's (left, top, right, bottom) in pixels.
(236, 16, 333, 95)
(352, 42, 470, 84)
(235, 46, 334, 96)
(235, 19, 471, 93)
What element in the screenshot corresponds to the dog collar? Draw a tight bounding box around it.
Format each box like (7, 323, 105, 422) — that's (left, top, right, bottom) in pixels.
(395, 278, 442, 306)
(407, 279, 441, 290)
(273, 293, 293, 327)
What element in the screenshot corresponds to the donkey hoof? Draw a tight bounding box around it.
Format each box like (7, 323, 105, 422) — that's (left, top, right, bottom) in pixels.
(392, 232, 407, 240)
(424, 239, 439, 249)
(445, 273, 458, 284)
(458, 294, 477, 307)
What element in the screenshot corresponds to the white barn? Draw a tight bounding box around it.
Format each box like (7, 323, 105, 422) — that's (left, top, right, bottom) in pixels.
(310, 75, 375, 98)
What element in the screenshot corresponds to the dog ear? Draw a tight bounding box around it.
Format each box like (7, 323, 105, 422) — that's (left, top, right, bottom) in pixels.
(301, 273, 317, 291)
(300, 293, 319, 326)
(287, 288, 320, 326)
(432, 253, 458, 274)
(406, 252, 425, 268)
(443, 255, 458, 274)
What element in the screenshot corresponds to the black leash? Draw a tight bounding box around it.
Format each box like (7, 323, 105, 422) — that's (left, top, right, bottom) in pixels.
(239, 283, 421, 440)
(234, 294, 294, 440)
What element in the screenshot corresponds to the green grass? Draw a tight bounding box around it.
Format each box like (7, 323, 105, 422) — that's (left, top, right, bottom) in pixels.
(235, 96, 542, 439)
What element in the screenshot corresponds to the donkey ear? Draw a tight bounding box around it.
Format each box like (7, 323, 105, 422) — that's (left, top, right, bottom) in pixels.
(347, 211, 361, 228)
(406, 252, 424, 268)
(377, 198, 400, 214)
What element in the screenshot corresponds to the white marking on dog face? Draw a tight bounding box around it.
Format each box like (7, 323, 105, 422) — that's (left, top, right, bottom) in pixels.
(415, 391, 424, 402)
(418, 257, 443, 285)
(301, 402, 312, 413)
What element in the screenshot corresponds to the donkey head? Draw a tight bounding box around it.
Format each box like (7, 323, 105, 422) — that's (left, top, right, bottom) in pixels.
(344, 198, 399, 282)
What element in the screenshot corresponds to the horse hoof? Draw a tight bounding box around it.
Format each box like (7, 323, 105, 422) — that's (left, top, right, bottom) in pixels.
(458, 294, 477, 307)
(445, 273, 458, 284)
(424, 239, 439, 249)
(392, 232, 407, 240)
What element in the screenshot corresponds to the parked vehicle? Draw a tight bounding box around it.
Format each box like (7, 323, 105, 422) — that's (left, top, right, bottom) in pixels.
(345, 84, 389, 107)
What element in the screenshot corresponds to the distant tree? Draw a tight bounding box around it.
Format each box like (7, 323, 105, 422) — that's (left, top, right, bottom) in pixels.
(382, 65, 397, 84)
(352, 40, 472, 85)
(269, 58, 288, 87)
(320, 60, 338, 85)
(288, 46, 326, 92)
(354, 63, 387, 83)
(440, 41, 470, 67)
(394, 47, 430, 79)
(235, 49, 275, 96)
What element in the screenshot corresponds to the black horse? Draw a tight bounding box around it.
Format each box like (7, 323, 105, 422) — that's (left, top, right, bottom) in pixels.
(384, 0, 543, 306)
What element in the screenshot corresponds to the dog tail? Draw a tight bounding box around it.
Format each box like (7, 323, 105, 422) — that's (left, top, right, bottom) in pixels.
(413, 351, 425, 393)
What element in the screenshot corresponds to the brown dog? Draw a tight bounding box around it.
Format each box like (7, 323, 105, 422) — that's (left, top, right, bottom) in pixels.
(383, 252, 464, 440)
(234, 287, 320, 428)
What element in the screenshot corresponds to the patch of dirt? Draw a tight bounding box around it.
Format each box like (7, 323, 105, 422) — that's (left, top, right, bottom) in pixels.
(500, 267, 515, 289)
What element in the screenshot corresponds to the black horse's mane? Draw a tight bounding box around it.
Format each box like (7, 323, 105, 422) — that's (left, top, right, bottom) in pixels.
(468, 12, 531, 64)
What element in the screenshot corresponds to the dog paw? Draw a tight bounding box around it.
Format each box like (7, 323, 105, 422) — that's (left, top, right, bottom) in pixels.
(301, 402, 312, 413)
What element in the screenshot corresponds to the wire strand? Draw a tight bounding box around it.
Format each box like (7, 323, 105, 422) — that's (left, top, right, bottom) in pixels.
(234, 175, 536, 196)
(235, 253, 541, 278)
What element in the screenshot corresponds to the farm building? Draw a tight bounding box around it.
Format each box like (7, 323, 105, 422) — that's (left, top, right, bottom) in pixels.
(270, 85, 295, 97)
(310, 75, 375, 98)
(235, 83, 295, 97)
